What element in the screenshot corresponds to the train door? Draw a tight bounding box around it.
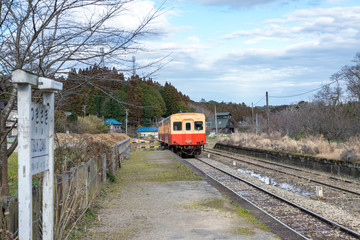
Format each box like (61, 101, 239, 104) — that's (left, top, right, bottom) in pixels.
(184, 120, 194, 145)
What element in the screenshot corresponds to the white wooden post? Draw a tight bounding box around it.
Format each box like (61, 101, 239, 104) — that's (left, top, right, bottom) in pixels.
(42, 91, 55, 239)
(13, 70, 62, 240)
(14, 70, 37, 240)
(38, 77, 62, 240)
(17, 83, 34, 239)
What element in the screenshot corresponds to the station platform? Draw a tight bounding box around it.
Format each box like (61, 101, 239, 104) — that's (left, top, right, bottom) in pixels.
(80, 150, 279, 240)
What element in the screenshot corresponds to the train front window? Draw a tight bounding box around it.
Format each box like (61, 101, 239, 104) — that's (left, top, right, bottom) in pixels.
(195, 121, 203, 130)
(173, 122, 182, 131)
(186, 122, 191, 131)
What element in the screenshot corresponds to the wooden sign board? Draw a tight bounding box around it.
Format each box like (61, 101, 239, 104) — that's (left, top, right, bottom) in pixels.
(30, 102, 50, 175)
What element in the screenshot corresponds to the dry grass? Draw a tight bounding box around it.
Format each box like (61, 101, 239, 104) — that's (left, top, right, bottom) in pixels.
(54, 133, 129, 173)
(56, 133, 128, 147)
(220, 133, 360, 162)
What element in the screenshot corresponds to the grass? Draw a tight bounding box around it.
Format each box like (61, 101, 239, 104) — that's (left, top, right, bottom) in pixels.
(185, 197, 228, 211)
(185, 196, 272, 236)
(118, 151, 202, 183)
(8, 153, 18, 195)
(7, 153, 42, 195)
(69, 200, 102, 239)
(221, 132, 360, 162)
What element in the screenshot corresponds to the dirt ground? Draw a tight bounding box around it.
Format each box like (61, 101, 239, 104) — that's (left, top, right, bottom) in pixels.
(76, 151, 278, 240)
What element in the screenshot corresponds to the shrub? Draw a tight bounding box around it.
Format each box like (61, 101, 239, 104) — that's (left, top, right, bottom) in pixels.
(77, 115, 108, 134)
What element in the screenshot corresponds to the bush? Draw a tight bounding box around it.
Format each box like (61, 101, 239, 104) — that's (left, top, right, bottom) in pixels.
(340, 149, 358, 162)
(77, 115, 108, 134)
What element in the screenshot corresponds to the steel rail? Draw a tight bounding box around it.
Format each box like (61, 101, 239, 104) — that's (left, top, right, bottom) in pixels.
(212, 144, 359, 185)
(204, 148, 360, 196)
(196, 157, 360, 239)
(185, 157, 309, 240)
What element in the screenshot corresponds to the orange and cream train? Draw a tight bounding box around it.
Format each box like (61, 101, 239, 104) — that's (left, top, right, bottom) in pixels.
(158, 113, 206, 156)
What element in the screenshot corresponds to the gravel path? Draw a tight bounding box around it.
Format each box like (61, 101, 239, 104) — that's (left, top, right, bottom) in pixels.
(78, 151, 278, 240)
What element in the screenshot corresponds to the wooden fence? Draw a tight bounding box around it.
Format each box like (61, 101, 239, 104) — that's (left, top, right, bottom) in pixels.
(0, 138, 130, 239)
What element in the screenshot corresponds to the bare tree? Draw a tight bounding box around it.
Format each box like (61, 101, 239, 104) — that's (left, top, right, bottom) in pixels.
(0, 0, 163, 196)
(314, 76, 343, 107)
(338, 53, 360, 101)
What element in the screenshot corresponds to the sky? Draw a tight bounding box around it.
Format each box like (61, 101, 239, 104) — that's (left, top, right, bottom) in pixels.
(119, 0, 360, 106)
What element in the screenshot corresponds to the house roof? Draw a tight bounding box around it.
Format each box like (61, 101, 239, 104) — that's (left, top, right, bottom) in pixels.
(211, 117, 229, 129)
(136, 126, 159, 133)
(216, 112, 231, 116)
(104, 119, 122, 125)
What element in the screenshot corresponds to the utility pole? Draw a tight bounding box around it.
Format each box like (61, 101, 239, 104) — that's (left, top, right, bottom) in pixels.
(132, 56, 136, 76)
(214, 105, 218, 134)
(251, 102, 254, 125)
(100, 47, 105, 68)
(256, 113, 259, 134)
(266, 91, 269, 135)
(82, 105, 87, 117)
(125, 109, 128, 135)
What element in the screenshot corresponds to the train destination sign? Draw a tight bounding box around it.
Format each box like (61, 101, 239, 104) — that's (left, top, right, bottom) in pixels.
(30, 102, 50, 175)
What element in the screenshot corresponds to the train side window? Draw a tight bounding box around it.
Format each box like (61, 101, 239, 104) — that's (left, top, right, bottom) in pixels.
(186, 122, 191, 131)
(173, 122, 182, 131)
(195, 121, 203, 130)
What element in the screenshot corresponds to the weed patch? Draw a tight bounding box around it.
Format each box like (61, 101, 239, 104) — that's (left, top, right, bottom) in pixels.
(221, 132, 360, 162)
(118, 151, 202, 183)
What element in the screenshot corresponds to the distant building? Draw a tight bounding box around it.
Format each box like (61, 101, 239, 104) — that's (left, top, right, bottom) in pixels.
(210, 112, 236, 134)
(136, 126, 158, 138)
(103, 119, 122, 133)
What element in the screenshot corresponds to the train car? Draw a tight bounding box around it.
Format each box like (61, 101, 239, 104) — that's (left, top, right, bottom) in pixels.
(159, 113, 206, 156)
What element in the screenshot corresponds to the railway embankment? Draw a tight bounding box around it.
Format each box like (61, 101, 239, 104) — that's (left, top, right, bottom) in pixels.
(76, 150, 279, 239)
(215, 143, 360, 179)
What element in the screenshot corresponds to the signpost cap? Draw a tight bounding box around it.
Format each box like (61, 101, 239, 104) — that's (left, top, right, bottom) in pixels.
(38, 77, 63, 91)
(12, 69, 37, 85)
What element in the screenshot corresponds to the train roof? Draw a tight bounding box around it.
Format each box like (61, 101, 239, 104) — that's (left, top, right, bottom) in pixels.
(159, 112, 205, 124)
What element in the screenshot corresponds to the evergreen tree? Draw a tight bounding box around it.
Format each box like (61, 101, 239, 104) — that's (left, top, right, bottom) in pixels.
(126, 78, 144, 125)
(162, 82, 180, 116)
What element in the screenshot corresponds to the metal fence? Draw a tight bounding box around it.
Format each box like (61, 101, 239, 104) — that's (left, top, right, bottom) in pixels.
(0, 138, 130, 239)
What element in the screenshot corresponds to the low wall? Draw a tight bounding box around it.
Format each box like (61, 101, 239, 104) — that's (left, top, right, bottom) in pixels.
(214, 143, 360, 179)
(0, 138, 130, 240)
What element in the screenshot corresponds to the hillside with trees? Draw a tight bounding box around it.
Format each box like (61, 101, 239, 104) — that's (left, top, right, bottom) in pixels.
(57, 66, 193, 131)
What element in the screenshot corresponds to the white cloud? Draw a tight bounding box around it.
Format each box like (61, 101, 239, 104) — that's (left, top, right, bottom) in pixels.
(194, 0, 294, 8)
(226, 6, 360, 43)
(133, 3, 360, 105)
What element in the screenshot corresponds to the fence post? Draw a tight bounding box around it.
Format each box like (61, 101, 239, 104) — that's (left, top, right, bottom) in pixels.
(102, 154, 107, 184)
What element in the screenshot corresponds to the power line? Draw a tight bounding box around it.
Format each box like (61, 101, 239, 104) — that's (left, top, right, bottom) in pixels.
(254, 96, 265, 106)
(269, 80, 339, 99)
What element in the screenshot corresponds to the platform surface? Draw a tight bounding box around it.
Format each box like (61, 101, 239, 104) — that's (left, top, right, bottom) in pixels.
(79, 151, 279, 240)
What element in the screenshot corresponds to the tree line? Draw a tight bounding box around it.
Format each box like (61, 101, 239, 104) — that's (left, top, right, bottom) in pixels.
(56, 66, 193, 130)
(0, 0, 163, 196)
(269, 53, 360, 141)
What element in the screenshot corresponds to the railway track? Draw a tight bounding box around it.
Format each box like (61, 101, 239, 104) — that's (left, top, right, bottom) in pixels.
(187, 156, 360, 240)
(204, 148, 360, 197)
